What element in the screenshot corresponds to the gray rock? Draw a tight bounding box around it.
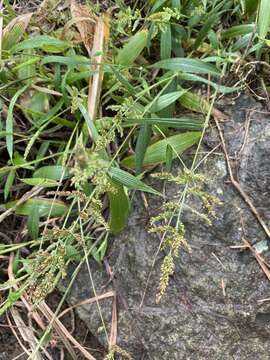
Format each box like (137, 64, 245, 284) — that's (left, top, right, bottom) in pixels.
(59, 95, 270, 359)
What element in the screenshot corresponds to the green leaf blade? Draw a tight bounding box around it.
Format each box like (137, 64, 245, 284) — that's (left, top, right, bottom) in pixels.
(122, 132, 201, 168)
(109, 167, 161, 196)
(150, 58, 221, 76)
(4, 198, 67, 218)
(116, 30, 149, 67)
(108, 182, 129, 234)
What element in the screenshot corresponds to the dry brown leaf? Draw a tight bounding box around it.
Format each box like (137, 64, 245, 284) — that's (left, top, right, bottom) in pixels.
(31, 84, 63, 97)
(70, 0, 96, 55)
(109, 294, 118, 348)
(58, 290, 116, 319)
(39, 301, 97, 360)
(3, 12, 32, 44)
(88, 13, 111, 122)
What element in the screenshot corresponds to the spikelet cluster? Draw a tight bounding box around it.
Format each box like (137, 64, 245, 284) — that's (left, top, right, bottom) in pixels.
(187, 186, 222, 218)
(81, 197, 109, 231)
(95, 115, 123, 151)
(148, 7, 181, 32)
(69, 86, 86, 113)
(104, 345, 133, 360)
(71, 147, 117, 195)
(42, 227, 82, 245)
(114, 5, 180, 34)
(109, 97, 142, 120)
(47, 190, 87, 203)
(157, 254, 175, 303)
(28, 245, 67, 305)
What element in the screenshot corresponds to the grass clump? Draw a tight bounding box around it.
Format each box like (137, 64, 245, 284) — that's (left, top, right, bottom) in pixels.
(0, 0, 270, 358)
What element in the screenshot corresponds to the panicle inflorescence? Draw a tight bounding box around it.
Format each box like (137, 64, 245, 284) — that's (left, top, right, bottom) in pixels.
(95, 115, 123, 151)
(28, 245, 67, 305)
(81, 197, 109, 231)
(71, 147, 117, 195)
(150, 168, 221, 302)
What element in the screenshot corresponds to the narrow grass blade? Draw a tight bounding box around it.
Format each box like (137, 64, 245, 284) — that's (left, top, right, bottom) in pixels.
(4, 170, 15, 201)
(125, 117, 204, 130)
(178, 73, 239, 94)
(193, 13, 219, 50)
(135, 123, 152, 175)
(109, 167, 161, 196)
(244, 0, 259, 15)
(6, 84, 28, 159)
(257, 0, 270, 40)
(171, 0, 181, 9)
(27, 204, 39, 239)
(179, 90, 226, 119)
(41, 55, 90, 67)
(79, 104, 99, 141)
(165, 144, 173, 172)
(21, 178, 59, 187)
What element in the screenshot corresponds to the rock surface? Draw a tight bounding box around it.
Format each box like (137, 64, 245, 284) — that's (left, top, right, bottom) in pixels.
(59, 95, 270, 359)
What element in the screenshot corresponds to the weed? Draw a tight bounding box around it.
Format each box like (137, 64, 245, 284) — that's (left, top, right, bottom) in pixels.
(0, 0, 270, 358)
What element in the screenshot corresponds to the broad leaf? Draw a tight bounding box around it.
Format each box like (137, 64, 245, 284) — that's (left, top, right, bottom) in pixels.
(21, 178, 59, 187)
(33, 165, 69, 180)
(122, 132, 201, 167)
(150, 90, 186, 113)
(222, 24, 255, 39)
(11, 35, 72, 53)
(116, 30, 148, 66)
(4, 198, 67, 218)
(151, 58, 221, 76)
